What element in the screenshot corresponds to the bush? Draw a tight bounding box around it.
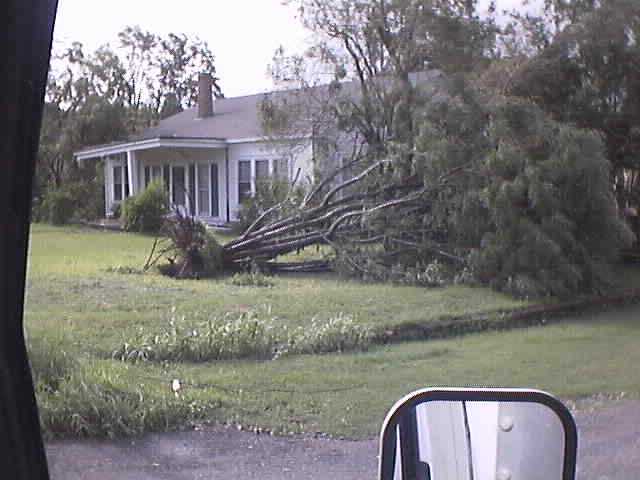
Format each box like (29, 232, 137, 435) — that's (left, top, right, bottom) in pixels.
(39, 188, 76, 225)
(36, 363, 210, 439)
(112, 309, 280, 362)
(237, 178, 305, 233)
(229, 271, 275, 288)
(201, 232, 224, 276)
(112, 308, 373, 363)
(121, 180, 169, 233)
(111, 202, 121, 219)
(37, 179, 105, 224)
(285, 313, 373, 355)
(27, 337, 76, 394)
(27, 336, 217, 439)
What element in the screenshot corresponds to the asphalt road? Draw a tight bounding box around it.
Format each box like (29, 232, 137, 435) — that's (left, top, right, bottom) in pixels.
(45, 398, 640, 480)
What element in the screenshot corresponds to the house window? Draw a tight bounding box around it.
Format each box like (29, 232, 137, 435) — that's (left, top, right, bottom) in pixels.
(238, 160, 252, 203)
(172, 166, 186, 206)
(144, 165, 163, 187)
(113, 161, 129, 202)
(197, 164, 210, 216)
(113, 165, 123, 202)
(255, 159, 269, 180)
(272, 158, 289, 179)
(238, 158, 290, 203)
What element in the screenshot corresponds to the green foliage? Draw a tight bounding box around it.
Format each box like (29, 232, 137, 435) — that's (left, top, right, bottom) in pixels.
(158, 212, 224, 277)
(39, 188, 77, 225)
(285, 313, 373, 355)
(229, 271, 275, 288)
(121, 180, 169, 233)
(36, 364, 207, 439)
(333, 253, 453, 287)
(37, 178, 104, 225)
(200, 232, 224, 276)
(415, 92, 635, 298)
(500, 0, 640, 211)
(28, 337, 76, 394)
(27, 336, 213, 439)
(237, 178, 305, 233)
(105, 265, 145, 275)
(112, 308, 374, 363)
(113, 310, 280, 362)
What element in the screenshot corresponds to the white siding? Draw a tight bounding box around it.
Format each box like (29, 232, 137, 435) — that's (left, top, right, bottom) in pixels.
(227, 139, 313, 220)
(100, 139, 313, 222)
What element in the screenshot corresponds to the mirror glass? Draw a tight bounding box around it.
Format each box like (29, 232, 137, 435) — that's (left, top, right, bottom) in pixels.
(386, 400, 566, 480)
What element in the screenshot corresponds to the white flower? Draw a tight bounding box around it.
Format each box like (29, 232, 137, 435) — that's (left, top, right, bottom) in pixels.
(171, 379, 181, 395)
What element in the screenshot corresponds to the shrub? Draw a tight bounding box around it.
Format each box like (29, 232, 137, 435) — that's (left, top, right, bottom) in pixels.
(36, 363, 210, 439)
(113, 308, 373, 363)
(111, 202, 121, 219)
(105, 265, 145, 275)
(237, 178, 305, 233)
(121, 179, 169, 233)
(39, 188, 76, 225)
(112, 310, 280, 362)
(37, 179, 105, 224)
(229, 271, 275, 288)
(201, 232, 224, 276)
(66, 178, 104, 221)
(27, 336, 218, 439)
(286, 313, 373, 355)
(27, 337, 76, 394)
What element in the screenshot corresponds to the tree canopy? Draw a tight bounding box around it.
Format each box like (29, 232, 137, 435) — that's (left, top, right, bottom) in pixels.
(497, 0, 640, 209)
(37, 26, 222, 196)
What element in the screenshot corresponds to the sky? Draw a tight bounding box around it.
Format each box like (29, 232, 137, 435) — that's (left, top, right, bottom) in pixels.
(52, 0, 537, 98)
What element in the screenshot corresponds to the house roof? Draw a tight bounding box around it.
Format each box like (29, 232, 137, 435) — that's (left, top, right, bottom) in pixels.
(134, 92, 270, 141)
(74, 70, 446, 159)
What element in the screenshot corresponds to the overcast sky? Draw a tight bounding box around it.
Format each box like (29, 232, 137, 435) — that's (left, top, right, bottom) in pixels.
(53, 0, 536, 98)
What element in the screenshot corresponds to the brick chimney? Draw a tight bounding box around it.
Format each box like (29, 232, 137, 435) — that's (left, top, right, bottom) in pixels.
(197, 73, 214, 118)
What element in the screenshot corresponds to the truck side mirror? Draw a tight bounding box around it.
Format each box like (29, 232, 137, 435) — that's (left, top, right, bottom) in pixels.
(379, 388, 577, 480)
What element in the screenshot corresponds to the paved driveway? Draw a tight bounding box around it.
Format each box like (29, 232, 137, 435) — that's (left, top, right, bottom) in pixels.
(46, 399, 640, 480)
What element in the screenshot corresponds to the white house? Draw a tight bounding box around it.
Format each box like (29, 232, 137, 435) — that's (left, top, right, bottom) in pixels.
(75, 70, 446, 224)
(74, 74, 314, 225)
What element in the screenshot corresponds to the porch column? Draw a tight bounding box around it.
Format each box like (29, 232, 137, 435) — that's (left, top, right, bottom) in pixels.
(126, 150, 138, 196)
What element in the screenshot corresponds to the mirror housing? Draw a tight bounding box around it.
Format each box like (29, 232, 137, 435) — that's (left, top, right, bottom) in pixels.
(378, 388, 578, 480)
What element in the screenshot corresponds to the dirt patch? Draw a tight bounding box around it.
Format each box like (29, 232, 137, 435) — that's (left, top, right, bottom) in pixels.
(46, 399, 640, 480)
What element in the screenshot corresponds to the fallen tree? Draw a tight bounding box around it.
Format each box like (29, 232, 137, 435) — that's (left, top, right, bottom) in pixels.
(143, 156, 464, 277)
(144, 91, 635, 299)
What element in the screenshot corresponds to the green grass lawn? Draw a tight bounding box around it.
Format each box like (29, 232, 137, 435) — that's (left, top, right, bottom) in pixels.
(24, 224, 640, 439)
(26, 225, 530, 355)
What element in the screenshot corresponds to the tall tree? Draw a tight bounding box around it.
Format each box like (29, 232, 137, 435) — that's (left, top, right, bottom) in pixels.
(38, 27, 224, 193)
(497, 0, 640, 209)
(269, 0, 496, 174)
(156, 33, 222, 110)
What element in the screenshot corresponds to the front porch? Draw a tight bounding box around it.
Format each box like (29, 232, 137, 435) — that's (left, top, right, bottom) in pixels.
(76, 138, 231, 224)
